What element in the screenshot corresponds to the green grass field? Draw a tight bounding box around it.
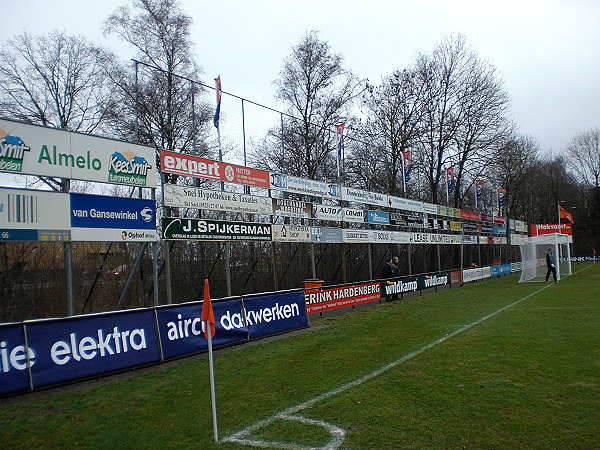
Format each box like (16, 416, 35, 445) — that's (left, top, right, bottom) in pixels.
(1, 263, 599, 449)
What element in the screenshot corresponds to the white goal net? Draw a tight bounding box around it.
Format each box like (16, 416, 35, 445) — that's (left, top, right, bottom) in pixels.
(519, 233, 572, 283)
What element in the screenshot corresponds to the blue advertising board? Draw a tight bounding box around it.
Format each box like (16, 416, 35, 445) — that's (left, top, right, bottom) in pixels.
(243, 290, 308, 339)
(0, 324, 31, 395)
(26, 310, 161, 388)
(366, 210, 390, 225)
(490, 265, 500, 277)
(500, 263, 512, 275)
(156, 298, 248, 360)
(70, 193, 155, 230)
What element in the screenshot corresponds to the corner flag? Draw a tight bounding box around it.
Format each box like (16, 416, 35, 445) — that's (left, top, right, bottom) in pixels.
(202, 279, 215, 338)
(202, 278, 218, 442)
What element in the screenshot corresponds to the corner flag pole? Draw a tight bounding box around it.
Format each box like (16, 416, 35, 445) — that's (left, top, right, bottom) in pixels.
(202, 279, 218, 442)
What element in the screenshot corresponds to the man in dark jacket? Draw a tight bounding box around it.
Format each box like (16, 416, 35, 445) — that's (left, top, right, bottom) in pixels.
(383, 256, 399, 279)
(383, 256, 399, 301)
(545, 247, 557, 283)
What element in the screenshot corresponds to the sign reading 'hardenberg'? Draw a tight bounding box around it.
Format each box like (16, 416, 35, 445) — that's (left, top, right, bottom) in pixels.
(161, 150, 270, 188)
(163, 184, 272, 215)
(163, 217, 272, 241)
(0, 119, 156, 188)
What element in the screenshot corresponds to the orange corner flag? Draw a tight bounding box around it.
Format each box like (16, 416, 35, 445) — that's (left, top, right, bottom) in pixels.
(201, 279, 216, 339)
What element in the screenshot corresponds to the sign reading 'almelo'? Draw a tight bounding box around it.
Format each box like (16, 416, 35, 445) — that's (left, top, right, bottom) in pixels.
(163, 218, 272, 241)
(0, 119, 156, 188)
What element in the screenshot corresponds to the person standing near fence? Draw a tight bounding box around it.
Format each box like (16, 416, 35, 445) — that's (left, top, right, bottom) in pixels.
(383, 256, 399, 301)
(546, 247, 558, 283)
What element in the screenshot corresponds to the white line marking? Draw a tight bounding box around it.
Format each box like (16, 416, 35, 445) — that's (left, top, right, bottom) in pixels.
(225, 267, 594, 448)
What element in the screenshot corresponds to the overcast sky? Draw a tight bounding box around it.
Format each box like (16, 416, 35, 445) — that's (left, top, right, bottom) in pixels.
(3, 0, 600, 155)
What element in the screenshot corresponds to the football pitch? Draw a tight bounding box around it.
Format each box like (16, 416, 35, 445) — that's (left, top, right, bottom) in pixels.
(1, 263, 599, 448)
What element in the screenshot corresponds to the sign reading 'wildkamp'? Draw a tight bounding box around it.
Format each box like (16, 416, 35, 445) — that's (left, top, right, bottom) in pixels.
(163, 218, 272, 241)
(0, 119, 156, 188)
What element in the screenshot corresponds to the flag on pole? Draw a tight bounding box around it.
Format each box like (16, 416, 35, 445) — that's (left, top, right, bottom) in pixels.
(336, 123, 345, 181)
(202, 279, 215, 338)
(559, 205, 574, 223)
(202, 278, 218, 442)
(446, 168, 455, 195)
(402, 150, 411, 183)
(213, 76, 221, 129)
(475, 179, 484, 202)
(497, 188, 505, 209)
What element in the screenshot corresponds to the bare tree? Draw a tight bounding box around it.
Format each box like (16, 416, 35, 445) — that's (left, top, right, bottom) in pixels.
(412, 36, 469, 203)
(352, 68, 425, 196)
(104, 0, 211, 157)
(450, 57, 511, 208)
(0, 31, 116, 134)
(566, 127, 600, 191)
(489, 135, 540, 220)
(252, 31, 360, 181)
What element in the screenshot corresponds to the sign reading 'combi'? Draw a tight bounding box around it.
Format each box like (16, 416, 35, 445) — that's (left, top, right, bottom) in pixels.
(0, 119, 156, 188)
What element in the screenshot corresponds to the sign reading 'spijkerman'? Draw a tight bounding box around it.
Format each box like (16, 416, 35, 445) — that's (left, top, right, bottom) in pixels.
(162, 218, 272, 241)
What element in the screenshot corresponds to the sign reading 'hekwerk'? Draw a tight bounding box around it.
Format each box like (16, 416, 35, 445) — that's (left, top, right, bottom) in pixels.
(161, 150, 270, 188)
(162, 218, 272, 241)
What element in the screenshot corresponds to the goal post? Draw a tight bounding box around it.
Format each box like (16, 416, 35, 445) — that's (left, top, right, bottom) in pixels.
(518, 233, 572, 283)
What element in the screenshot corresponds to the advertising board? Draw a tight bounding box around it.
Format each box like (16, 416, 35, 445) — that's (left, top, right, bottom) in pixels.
(341, 186, 387, 207)
(0, 324, 31, 395)
(0, 187, 70, 242)
(25, 310, 161, 388)
(272, 224, 311, 242)
(163, 184, 272, 215)
(313, 204, 343, 221)
(0, 119, 156, 188)
(269, 173, 340, 200)
(70, 193, 157, 242)
(243, 290, 308, 339)
(156, 298, 248, 360)
(161, 150, 269, 188)
(272, 198, 312, 218)
(310, 227, 343, 243)
(305, 282, 380, 314)
(163, 218, 272, 241)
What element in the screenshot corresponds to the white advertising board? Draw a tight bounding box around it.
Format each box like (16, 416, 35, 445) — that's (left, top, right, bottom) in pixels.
(0, 119, 156, 188)
(313, 204, 343, 221)
(0, 188, 70, 230)
(341, 186, 387, 207)
(272, 224, 311, 242)
(163, 184, 272, 215)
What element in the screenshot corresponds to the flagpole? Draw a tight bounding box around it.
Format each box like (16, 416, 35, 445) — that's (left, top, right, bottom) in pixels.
(206, 322, 218, 442)
(202, 278, 219, 442)
(401, 152, 406, 197)
(445, 169, 449, 204)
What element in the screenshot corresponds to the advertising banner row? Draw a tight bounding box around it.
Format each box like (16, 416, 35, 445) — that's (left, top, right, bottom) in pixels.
(163, 184, 510, 235)
(0, 290, 308, 396)
(162, 218, 508, 245)
(160, 150, 508, 225)
(305, 263, 519, 315)
(0, 187, 157, 242)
